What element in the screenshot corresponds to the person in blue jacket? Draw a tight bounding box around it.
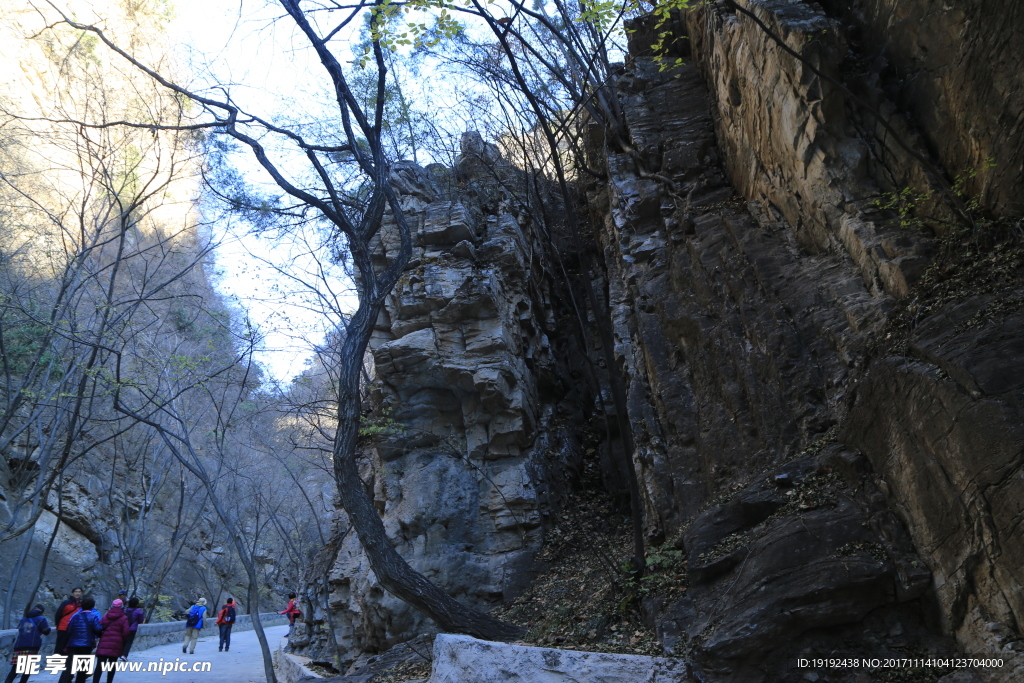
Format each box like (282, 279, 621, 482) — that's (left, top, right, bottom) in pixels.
(5, 605, 51, 683)
(182, 598, 206, 655)
(58, 598, 102, 683)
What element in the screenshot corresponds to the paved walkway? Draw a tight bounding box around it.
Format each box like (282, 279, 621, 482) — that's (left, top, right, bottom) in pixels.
(107, 624, 290, 683)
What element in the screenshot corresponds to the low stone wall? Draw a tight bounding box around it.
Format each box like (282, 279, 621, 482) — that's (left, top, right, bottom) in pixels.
(131, 612, 289, 651)
(274, 637, 323, 683)
(0, 612, 288, 678)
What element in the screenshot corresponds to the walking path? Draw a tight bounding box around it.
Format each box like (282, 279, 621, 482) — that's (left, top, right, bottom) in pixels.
(101, 624, 290, 683)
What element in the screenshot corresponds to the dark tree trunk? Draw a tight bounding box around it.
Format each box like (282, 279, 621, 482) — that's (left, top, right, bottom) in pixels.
(333, 451, 525, 640)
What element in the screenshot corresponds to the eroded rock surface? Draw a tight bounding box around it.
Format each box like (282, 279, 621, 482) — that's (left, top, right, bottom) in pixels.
(817, 0, 1024, 215)
(587, 3, 1024, 680)
(845, 309, 1024, 659)
(313, 136, 580, 664)
(304, 2, 1024, 681)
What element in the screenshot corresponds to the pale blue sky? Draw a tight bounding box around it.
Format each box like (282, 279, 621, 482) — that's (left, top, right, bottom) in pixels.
(170, 0, 359, 386)
(167, 0, 484, 385)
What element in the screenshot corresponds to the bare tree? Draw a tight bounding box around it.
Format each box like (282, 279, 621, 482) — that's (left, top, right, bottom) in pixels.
(0, 7, 227, 622)
(25, 0, 526, 643)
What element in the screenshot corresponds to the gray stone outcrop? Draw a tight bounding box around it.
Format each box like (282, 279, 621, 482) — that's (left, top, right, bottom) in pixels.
(427, 634, 691, 683)
(318, 135, 570, 663)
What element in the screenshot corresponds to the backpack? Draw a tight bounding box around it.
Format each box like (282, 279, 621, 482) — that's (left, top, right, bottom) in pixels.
(57, 603, 81, 630)
(19, 617, 40, 640)
(16, 616, 43, 648)
(186, 608, 200, 628)
(217, 606, 235, 625)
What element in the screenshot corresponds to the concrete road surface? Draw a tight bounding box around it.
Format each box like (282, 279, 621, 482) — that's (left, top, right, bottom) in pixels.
(87, 624, 291, 683)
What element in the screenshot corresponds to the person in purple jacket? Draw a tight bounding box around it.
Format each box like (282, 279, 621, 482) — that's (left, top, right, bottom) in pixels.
(118, 598, 144, 660)
(5, 605, 50, 683)
(94, 600, 130, 683)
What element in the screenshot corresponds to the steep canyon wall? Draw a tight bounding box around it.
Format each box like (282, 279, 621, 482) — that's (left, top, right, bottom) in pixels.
(314, 1, 1024, 681)
(596, 0, 1024, 679)
(0, 1, 255, 627)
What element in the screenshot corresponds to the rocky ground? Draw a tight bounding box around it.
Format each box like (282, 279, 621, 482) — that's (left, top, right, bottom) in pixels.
(494, 491, 667, 657)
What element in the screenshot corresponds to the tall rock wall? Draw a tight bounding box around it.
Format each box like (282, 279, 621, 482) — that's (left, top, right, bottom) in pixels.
(588, 28, 948, 682)
(310, 2, 1024, 681)
(588, 1, 1024, 679)
(816, 0, 1024, 216)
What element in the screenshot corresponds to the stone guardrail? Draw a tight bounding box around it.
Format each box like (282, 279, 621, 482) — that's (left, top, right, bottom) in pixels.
(0, 612, 289, 678)
(274, 638, 323, 683)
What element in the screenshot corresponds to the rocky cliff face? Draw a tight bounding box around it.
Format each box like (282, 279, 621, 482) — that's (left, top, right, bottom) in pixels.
(588, 20, 950, 681)
(816, 0, 1024, 216)
(314, 1, 1024, 680)
(591, 1, 1024, 679)
(313, 141, 590, 666)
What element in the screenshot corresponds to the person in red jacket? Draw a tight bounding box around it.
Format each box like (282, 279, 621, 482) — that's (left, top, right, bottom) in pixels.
(280, 593, 301, 637)
(215, 598, 236, 652)
(53, 587, 83, 655)
(94, 599, 131, 683)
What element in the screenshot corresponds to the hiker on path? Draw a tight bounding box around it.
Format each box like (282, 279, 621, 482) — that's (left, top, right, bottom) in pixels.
(4, 605, 51, 683)
(59, 597, 102, 683)
(280, 593, 301, 637)
(215, 598, 236, 652)
(53, 588, 83, 655)
(120, 598, 144, 659)
(182, 598, 206, 655)
(94, 599, 131, 683)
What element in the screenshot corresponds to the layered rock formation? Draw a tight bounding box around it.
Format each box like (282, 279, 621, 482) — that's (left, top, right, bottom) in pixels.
(316, 142, 581, 664)
(591, 1, 1024, 679)
(311, 1, 1024, 681)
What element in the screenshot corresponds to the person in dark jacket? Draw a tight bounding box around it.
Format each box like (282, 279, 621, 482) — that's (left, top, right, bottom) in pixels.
(94, 600, 130, 683)
(58, 597, 102, 683)
(5, 605, 51, 683)
(54, 588, 83, 655)
(119, 598, 144, 660)
(215, 598, 236, 652)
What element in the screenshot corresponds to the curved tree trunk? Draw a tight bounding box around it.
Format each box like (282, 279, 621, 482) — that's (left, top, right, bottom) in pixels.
(59, 0, 526, 646)
(23, 480, 64, 617)
(333, 452, 525, 640)
(2, 524, 36, 628)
